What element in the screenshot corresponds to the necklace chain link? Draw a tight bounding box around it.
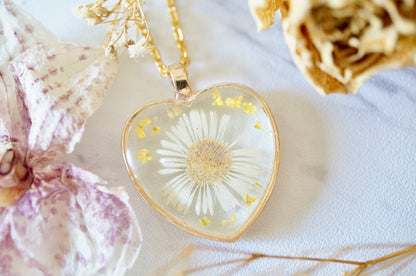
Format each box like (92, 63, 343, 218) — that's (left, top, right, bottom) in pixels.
(138, 0, 190, 78)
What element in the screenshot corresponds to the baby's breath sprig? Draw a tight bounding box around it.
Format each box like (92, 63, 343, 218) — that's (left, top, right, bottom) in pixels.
(76, 0, 152, 58)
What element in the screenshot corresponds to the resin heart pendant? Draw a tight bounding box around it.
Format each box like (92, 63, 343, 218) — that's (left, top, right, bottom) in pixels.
(122, 64, 279, 242)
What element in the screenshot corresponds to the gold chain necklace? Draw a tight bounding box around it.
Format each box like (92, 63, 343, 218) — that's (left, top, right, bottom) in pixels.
(80, 0, 280, 241)
(137, 0, 190, 78)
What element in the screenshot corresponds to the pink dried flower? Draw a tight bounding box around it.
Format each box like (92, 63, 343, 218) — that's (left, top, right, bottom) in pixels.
(0, 0, 142, 274)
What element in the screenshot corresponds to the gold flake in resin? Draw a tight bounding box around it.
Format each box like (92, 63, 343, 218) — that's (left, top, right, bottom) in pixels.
(199, 217, 211, 226)
(243, 102, 257, 114)
(168, 106, 181, 118)
(212, 96, 223, 106)
(230, 213, 236, 222)
(255, 182, 264, 188)
(243, 194, 257, 209)
(225, 96, 243, 108)
(136, 149, 153, 164)
(222, 220, 230, 226)
(151, 126, 160, 134)
(135, 118, 152, 138)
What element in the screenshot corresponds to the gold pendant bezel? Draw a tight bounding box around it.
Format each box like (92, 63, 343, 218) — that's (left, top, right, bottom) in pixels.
(122, 83, 280, 242)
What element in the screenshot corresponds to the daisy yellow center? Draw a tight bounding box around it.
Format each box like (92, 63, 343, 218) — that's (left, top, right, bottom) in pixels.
(186, 139, 231, 184)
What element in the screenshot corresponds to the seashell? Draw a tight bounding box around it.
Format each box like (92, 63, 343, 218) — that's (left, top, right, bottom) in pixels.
(249, 0, 416, 94)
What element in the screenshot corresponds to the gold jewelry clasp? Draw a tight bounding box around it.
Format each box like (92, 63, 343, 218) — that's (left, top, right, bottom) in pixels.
(168, 63, 192, 101)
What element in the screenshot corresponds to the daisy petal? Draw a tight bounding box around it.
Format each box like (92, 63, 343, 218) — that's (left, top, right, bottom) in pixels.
(165, 131, 188, 152)
(166, 175, 191, 206)
(157, 109, 262, 217)
(195, 188, 202, 216)
(202, 185, 208, 215)
(156, 149, 184, 158)
(174, 119, 193, 148)
(160, 157, 186, 164)
(189, 110, 203, 141)
(158, 168, 183, 175)
(208, 111, 217, 140)
(160, 140, 186, 154)
(217, 114, 230, 142)
(200, 111, 209, 138)
(206, 186, 214, 216)
(225, 174, 254, 195)
(212, 183, 240, 212)
(182, 113, 197, 144)
(162, 173, 187, 195)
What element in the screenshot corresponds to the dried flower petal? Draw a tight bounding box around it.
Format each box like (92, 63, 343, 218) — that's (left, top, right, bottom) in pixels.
(1, 163, 142, 275)
(128, 38, 152, 58)
(0, 0, 142, 274)
(76, 0, 151, 56)
(9, 42, 118, 167)
(249, 0, 416, 94)
(0, 0, 57, 141)
(249, 0, 281, 31)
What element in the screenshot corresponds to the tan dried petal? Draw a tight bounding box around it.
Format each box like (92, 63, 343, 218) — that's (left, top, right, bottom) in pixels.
(249, 0, 283, 31)
(249, 0, 416, 94)
(0, 138, 31, 206)
(0, 183, 29, 207)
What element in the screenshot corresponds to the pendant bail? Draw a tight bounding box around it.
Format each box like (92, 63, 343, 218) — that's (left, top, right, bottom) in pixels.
(168, 63, 193, 101)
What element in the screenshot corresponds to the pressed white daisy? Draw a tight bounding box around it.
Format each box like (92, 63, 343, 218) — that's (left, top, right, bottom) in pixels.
(156, 110, 260, 216)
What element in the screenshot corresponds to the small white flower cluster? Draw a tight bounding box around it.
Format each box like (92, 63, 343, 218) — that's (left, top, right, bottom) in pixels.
(76, 0, 152, 57)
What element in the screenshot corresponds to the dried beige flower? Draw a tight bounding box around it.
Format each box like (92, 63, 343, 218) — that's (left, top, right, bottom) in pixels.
(128, 37, 152, 58)
(250, 0, 416, 95)
(76, 0, 151, 57)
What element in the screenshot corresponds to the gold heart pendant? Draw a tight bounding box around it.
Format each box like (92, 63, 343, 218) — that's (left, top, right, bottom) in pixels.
(122, 64, 279, 241)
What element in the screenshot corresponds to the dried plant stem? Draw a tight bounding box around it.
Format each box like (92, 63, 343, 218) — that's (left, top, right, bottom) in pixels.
(180, 245, 416, 275)
(182, 254, 364, 274)
(262, 254, 365, 266)
(344, 245, 416, 276)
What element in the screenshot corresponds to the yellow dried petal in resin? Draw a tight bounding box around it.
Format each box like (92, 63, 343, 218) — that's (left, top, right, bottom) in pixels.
(151, 126, 160, 134)
(212, 96, 223, 106)
(135, 128, 146, 138)
(212, 89, 219, 98)
(168, 106, 182, 118)
(243, 102, 257, 114)
(222, 220, 230, 226)
(136, 149, 153, 164)
(144, 118, 151, 126)
(243, 194, 257, 208)
(136, 121, 144, 128)
(230, 213, 236, 222)
(199, 217, 212, 226)
(254, 121, 262, 129)
(225, 96, 243, 108)
(255, 182, 264, 188)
